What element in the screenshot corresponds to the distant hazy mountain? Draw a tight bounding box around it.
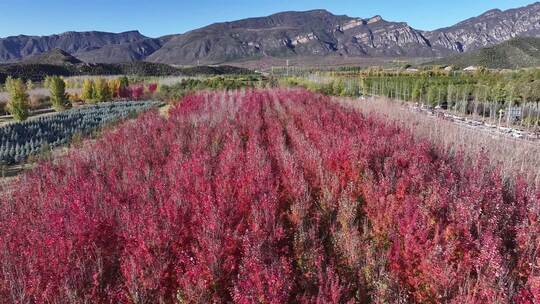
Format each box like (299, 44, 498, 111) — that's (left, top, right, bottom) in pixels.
(428, 37, 540, 69)
(0, 31, 164, 64)
(0, 2, 539, 65)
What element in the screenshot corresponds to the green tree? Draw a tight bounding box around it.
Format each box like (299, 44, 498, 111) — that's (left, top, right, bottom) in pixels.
(81, 79, 95, 103)
(118, 76, 129, 98)
(411, 80, 424, 101)
(119, 76, 129, 89)
(492, 82, 507, 104)
(43, 76, 53, 89)
(360, 78, 369, 96)
(5, 77, 29, 121)
(505, 82, 521, 105)
(93, 78, 111, 102)
(426, 86, 438, 106)
(49, 76, 71, 111)
(332, 79, 346, 96)
(26, 79, 34, 90)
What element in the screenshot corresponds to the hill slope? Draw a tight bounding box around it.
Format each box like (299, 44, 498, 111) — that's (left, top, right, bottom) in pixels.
(22, 48, 82, 65)
(149, 3, 540, 64)
(0, 31, 164, 64)
(423, 3, 540, 53)
(429, 37, 540, 69)
(147, 10, 435, 64)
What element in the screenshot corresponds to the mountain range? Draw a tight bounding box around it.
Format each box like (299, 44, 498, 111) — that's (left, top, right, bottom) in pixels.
(428, 37, 540, 69)
(0, 2, 539, 65)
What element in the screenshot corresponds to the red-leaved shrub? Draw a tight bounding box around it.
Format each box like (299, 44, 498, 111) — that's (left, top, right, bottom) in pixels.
(0, 89, 538, 303)
(129, 85, 144, 100)
(148, 83, 158, 94)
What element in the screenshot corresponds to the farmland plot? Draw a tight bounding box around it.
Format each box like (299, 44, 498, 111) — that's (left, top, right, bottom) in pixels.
(0, 89, 538, 303)
(0, 101, 161, 165)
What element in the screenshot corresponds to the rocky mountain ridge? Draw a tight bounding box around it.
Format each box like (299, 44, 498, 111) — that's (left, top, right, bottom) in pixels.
(427, 37, 540, 69)
(0, 2, 539, 64)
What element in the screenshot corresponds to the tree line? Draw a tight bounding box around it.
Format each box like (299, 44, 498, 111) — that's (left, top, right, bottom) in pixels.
(281, 69, 540, 128)
(3, 76, 138, 121)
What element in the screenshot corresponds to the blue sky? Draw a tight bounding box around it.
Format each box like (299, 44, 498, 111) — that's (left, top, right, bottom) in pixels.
(0, 0, 535, 38)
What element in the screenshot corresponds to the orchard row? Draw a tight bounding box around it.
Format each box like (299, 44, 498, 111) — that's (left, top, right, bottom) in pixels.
(0, 101, 161, 165)
(0, 89, 538, 303)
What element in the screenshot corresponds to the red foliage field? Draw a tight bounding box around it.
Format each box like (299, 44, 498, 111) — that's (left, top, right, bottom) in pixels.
(1, 89, 539, 303)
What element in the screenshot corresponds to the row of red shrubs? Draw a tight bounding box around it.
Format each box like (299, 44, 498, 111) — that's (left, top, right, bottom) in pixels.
(112, 83, 157, 100)
(0, 89, 538, 303)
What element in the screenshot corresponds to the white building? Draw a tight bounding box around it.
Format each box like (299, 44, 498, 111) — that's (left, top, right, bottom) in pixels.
(463, 66, 479, 72)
